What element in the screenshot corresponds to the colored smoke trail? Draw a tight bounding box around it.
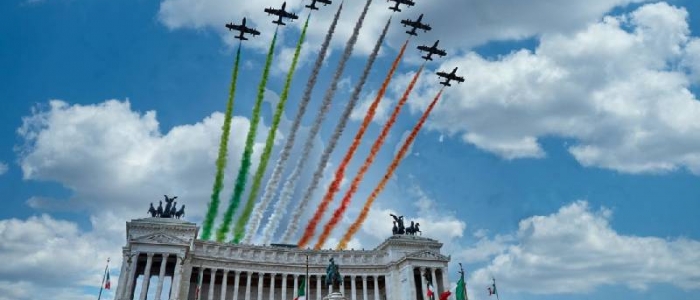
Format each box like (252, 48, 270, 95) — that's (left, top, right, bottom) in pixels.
(296, 38, 409, 248)
(282, 0, 375, 244)
(337, 88, 444, 250)
(261, 17, 393, 245)
(216, 31, 278, 243)
(254, 3, 343, 243)
(201, 44, 242, 241)
(239, 15, 310, 244)
(311, 63, 424, 249)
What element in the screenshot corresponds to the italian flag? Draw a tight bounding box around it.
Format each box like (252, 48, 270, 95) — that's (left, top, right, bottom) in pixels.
(104, 270, 111, 290)
(294, 277, 306, 300)
(427, 281, 435, 299)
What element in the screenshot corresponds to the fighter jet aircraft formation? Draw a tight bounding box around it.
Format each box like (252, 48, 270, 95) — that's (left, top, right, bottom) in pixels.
(224, 0, 464, 86)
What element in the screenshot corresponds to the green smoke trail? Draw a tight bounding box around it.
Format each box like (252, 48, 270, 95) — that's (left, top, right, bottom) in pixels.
(201, 44, 242, 240)
(216, 31, 279, 242)
(235, 15, 311, 244)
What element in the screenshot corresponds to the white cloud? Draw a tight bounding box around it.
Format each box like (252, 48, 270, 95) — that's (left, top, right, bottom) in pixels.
(156, 0, 652, 58)
(0, 162, 7, 176)
(402, 2, 700, 173)
(0, 214, 122, 300)
(16, 99, 278, 219)
(466, 201, 700, 297)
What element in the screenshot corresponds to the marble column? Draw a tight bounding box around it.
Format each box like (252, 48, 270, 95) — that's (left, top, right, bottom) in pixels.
(124, 253, 139, 300)
(139, 253, 154, 300)
(362, 276, 368, 300)
(373, 276, 380, 300)
(196, 268, 205, 300)
(316, 275, 322, 300)
(257, 272, 264, 300)
(269, 273, 276, 300)
(440, 268, 449, 296)
(281, 274, 288, 300)
(350, 276, 356, 300)
(209, 268, 217, 300)
(221, 270, 229, 300)
(245, 272, 252, 300)
(170, 255, 183, 300)
(116, 252, 129, 300)
(293, 275, 299, 298)
(233, 271, 241, 300)
(419, 268, 427, 300)
(154, 253, 170, 300)
(408, 267, 417, 300)
(430, 268, 438, 295)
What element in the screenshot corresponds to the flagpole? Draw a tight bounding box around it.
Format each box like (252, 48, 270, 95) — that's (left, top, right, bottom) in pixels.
(494, 278, 500, 300)
(97, 258, 109, 300)
(306, 254, 309, 299)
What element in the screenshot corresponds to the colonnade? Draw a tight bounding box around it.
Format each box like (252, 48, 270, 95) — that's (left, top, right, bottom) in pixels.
(117, 252, 183, 300)
(188, 267, 387, 300)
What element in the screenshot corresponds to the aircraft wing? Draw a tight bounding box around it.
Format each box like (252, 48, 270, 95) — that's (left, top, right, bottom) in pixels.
(435, 49, 447, 56)
(417, 45, 431, 52)
(246, 27, 261, 36)
(284, 11, 299, 19)
(418, 23, 432, 31)
(454, 76, 465, 82)
(436, 71, 450, 78)
(225, 24, 242, 31)
(264, 7, 280, 15)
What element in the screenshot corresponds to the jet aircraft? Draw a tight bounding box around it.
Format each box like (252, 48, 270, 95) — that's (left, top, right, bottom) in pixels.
(436, 67, 464, 86)
(264, 2, 299, 26)
(388, 0, 415, 12)
(417, 40, 447, 61)
(306, 0, 332, 10)
(225, 18, 261, 41)
(401, 14, 432, 36)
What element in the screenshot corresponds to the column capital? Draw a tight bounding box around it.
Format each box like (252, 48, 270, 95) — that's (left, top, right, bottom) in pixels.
(146, 252, 155, 258)
(223, 269, 230, 274)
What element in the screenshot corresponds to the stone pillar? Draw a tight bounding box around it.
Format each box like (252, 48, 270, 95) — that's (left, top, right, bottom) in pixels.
(408, 267, 417, 300)
(257, 272, 264, 300)
(209, 268, 217, 300)
(316, 275, 322, 300)
(293, 275, 299, 298)
(269, 273, 276, 300)
(233, 271, 241, 300)
(245, 271, 252, 300)
(154, 253, 170, 300)
(350, 276, 356, 300)
(440, 267, 449, 296)
(281, 274, 288, 300)
(196, 268, 205, 300)
(430, 268, 438, 295)
(221, 270, 229, 300)
(116, 252, 129, 300)
(124, 253, 140, 300)
(139, 253, 154, 300)
(419, 268, 427, 300)
(170, 255, 183, 300)
(373, 276, 379, 300)
(362, 276, 368, 300)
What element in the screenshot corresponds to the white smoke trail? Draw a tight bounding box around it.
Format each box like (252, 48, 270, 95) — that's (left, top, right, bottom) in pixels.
(247, 4, 344, 244)
(263, 16, 391, 245)
(279, 0, 374, 244)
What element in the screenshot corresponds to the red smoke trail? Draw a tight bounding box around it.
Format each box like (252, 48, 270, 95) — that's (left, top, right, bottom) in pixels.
(312, 63, 425, 249)
(296, 40, 410, 248)
(337, 88, 444, 250)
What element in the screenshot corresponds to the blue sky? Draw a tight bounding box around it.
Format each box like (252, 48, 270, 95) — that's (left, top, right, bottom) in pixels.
(1, 0, 700, 299)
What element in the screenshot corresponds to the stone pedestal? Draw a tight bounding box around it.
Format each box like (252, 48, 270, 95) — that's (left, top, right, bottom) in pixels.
(323, 292, 346, 300)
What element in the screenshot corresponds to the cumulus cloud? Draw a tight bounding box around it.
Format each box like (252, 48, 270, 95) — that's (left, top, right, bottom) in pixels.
(16, 99, 277, 219)
(401, 2, 700, 173)
(0, 162, 7, 176)
(466, 201, 700, 297)
(156, 0, 653, 57)
(0, 214, 122, 300)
